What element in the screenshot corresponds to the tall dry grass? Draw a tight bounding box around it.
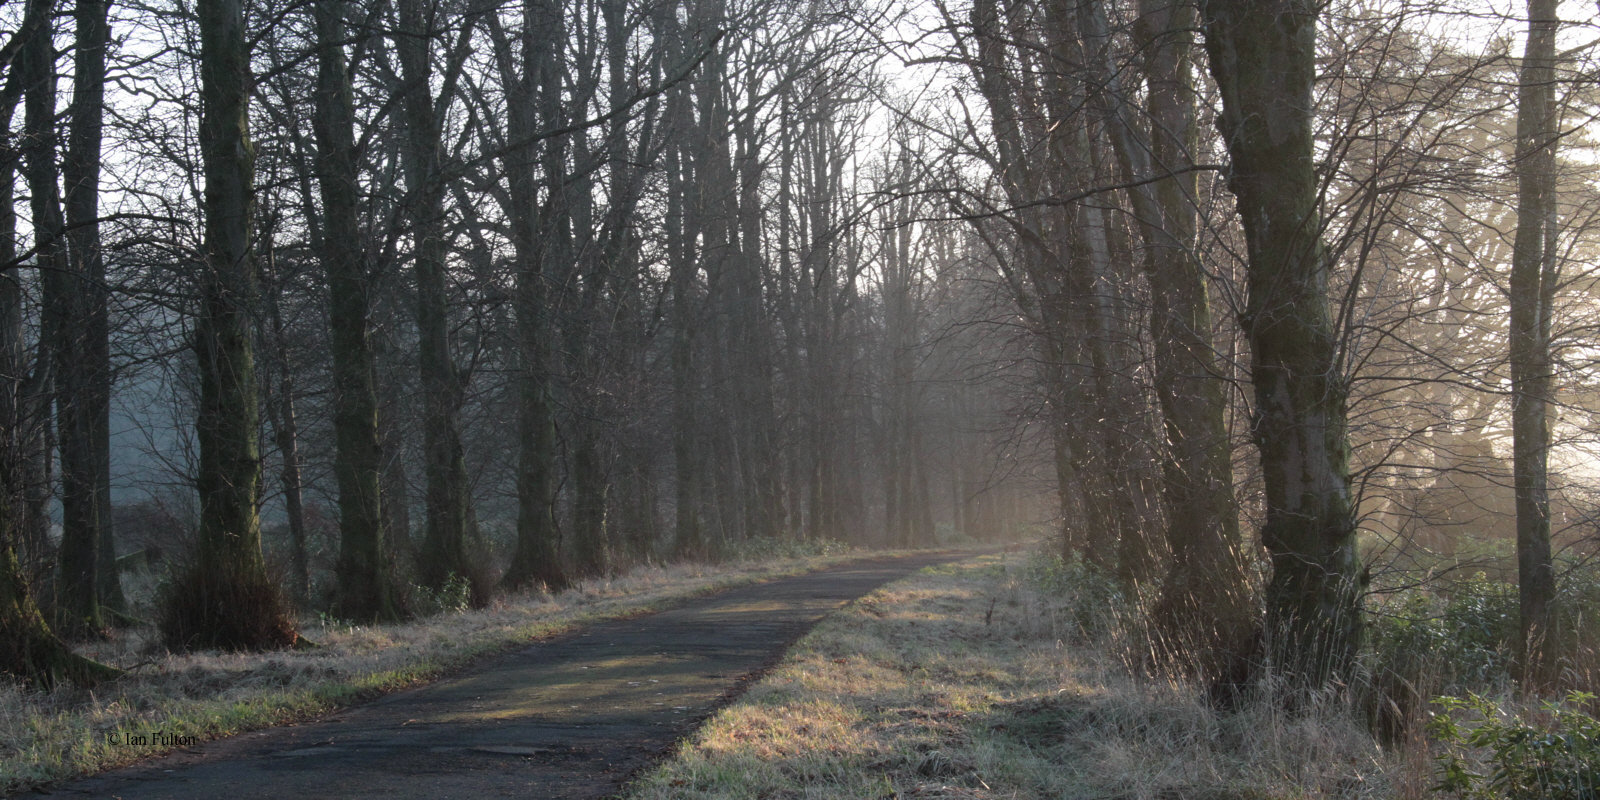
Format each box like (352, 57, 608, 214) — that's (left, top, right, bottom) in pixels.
(630, 553, 1402, 800)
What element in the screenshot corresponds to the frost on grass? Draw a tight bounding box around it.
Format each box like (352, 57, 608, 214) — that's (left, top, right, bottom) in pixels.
(631, 555, 1398, 800)
(0, 553, 853, 795)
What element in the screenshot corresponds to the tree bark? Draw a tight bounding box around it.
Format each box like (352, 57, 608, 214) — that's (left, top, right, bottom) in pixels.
(1202, 0, 1361, 689)
(0, 18, 53, 580)
(4, 10, 54, 582)
(167, 0, 296, 652)
(19, 0, 101, 636)
(1081, 0, 1252, 676)
(317, 0, 399, 622)
(664, 18, 703, 557)
(0, 39, 26, 566)
(397, 0, 476, 596)
(65, 0, 124, 620)
(493, 1, 568, 593)
(0, 8, 117, 686)
(967, 0, 1130, 567)
(1509, 0, 1560, 687)
(551, 19, 609, 580)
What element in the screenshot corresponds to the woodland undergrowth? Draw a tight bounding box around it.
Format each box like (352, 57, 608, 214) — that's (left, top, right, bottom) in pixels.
(630, 549, 1600, 800)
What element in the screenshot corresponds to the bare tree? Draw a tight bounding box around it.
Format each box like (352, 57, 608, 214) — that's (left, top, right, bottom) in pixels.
(396, 0, 479, 597)
(0, 0, 119, 686)
(161, 0, 297, 651)
(494, 0, 567, 592)
(1202, 0, 1361, 689)
(1509, 0, 1561, 685)
(318, 0, 400, 621)
(64, 0, 124, 621)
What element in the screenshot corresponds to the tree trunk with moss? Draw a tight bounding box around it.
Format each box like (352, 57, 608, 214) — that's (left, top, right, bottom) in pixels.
(0, 547, 120, 687)
(1509, 0, 1560, 687)
(397, 0, 476, 596)
(163, 0, 296, 652)
(317, 0, 399, 622)
(0, 6, 117, 687)
(1202, 0, 1360, 689)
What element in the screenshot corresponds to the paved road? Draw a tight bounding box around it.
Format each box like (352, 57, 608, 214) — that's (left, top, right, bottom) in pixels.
(35, 552, 968, 800)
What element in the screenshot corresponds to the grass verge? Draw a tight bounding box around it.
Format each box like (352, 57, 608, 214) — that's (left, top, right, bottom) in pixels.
(0, 550, 877, 795)
(627, 552, 1398, 800)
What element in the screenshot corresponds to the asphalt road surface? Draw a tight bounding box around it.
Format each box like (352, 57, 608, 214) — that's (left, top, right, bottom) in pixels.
(34, 551, 970, 800)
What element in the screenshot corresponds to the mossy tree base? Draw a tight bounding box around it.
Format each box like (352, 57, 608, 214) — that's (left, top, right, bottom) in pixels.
(0, 548, 120, 688)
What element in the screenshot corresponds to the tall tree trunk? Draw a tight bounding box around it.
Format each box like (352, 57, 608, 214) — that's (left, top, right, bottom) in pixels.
(558, 22, 609, 580)
(19, 0, 99, 635)
(166, 0, 296, 651)
(65, 0, 123, 619)
(0, 51, 26, 567)
(261, 85, 320, 607)
(494, 1, 567, 593)
(398, 0, 475, 596)
(0, 14, 54, 579)
(1510, 0, 1560, 687)
(665, 39, 703, 557)
(731, 85, 780, 544)
(0, 7, 117, 686)
(968, 0, 1119, 565)
(670, 157, 703, 557)
(881, 163, 931, 548)
(1082, 0, 1251, 676)
(317, 0, 398, 621)
(1202, 0, 1360, 689)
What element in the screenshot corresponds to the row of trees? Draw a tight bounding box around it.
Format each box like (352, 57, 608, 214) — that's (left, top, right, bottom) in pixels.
(0, 0, 1042, 684)
(1, 0, 1597, 697)
(938, 0, 1599, 691)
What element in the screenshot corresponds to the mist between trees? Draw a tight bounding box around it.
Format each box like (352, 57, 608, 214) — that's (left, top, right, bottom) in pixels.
(0, 0, 1596, 704)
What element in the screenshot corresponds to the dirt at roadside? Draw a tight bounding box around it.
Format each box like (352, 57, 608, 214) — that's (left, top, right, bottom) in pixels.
(29, 551, 974, 800)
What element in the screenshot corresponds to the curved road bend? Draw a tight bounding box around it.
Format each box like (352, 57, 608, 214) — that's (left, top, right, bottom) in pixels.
(35, 550, 972, 800)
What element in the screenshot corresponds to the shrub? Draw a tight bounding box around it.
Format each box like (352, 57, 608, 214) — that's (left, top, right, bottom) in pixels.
(1022, 552, 1127, 642)
(409, 572, 473, 617)
(157, 561, 299, 652)
(1367, 574, 1517, 695)
(1429, 691, 1600, 799)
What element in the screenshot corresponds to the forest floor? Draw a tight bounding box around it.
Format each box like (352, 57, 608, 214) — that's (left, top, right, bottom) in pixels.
(625, 552, 1407, 800)
(11, 549, 974, 799)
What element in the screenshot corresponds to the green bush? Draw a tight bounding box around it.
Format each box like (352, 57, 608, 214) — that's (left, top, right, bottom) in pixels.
(411, 572, 472, 617)
(1023, 552, 1127, 642)
(1429, 692, 1600, 799)
(1367, 574, 1517, 693)
(1557, 566, 1600, 643)
(1367, 563, 1600, 697)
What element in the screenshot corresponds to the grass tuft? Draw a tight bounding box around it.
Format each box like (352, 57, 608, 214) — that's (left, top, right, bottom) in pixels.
(156, 561, 299, 653)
